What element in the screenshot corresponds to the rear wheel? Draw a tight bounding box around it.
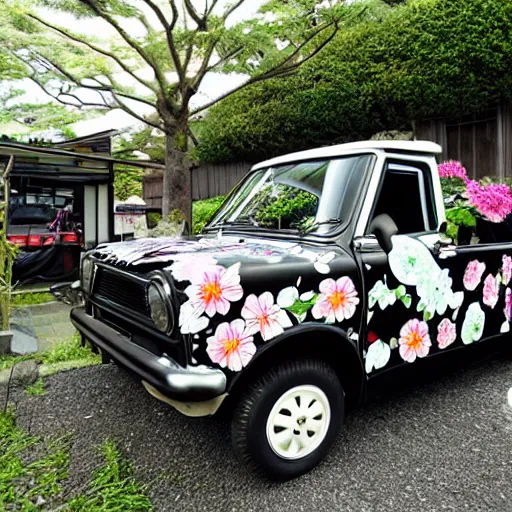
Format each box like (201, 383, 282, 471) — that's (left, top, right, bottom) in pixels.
(231, 359, 344, 480)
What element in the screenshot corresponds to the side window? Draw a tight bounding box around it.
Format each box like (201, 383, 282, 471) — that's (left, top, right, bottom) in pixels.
(368, 163, 437, 235)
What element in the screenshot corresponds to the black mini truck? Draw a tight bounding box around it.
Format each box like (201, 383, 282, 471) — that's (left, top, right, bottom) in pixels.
(71, 140, 512, 479)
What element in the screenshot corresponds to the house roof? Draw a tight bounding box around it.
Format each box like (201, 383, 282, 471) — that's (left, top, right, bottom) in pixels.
(0, 141, 165, 173)
(251, 140, 443, 170)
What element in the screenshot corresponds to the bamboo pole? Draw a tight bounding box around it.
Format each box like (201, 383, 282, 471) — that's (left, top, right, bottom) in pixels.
(0, 155, 14, 331)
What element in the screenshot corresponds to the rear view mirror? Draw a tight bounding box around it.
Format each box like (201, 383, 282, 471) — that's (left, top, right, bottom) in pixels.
(369, 214, 398, 254)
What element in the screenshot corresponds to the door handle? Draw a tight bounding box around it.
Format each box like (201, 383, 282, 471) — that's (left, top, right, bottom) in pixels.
(438, 248, 457, 259)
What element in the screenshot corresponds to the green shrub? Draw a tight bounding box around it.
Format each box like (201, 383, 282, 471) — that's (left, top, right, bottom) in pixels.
(192, 196, 225, 234)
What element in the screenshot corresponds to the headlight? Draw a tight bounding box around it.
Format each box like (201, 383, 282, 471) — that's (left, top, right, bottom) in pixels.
(81, 257, 93, 293)
(148, 282, 170, 332)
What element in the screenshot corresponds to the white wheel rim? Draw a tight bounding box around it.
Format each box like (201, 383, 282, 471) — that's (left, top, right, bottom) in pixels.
(266, 385, 331, 460)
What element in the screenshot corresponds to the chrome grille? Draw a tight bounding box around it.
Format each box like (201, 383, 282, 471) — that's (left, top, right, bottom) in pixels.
(93, 266, 149, 316)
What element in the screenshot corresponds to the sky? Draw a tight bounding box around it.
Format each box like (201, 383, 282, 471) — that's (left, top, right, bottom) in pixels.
(10, 0, 268, 138)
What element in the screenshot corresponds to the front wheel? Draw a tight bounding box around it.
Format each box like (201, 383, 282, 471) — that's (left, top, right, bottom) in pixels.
(231, 359, 344, 480)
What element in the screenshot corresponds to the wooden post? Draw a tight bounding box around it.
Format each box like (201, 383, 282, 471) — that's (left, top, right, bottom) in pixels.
(0, 155, 14, 331)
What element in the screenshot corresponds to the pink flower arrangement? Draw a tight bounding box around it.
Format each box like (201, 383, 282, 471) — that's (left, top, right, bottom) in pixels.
(505, 288, 512, 322)
(437, 318, 457, 349)
(502, 255, 512, 286)
(312, 276, 360, 323)
(241, 292, 292, 341)
(483, 273, 499, 309)
(206, 319, 256, 372)
(438, 160, 468, 181)
(399, 319, 431, 363)
(463, 260, 486, 291)
(466, 179, 512, 223)
(185, 263, 243, 318)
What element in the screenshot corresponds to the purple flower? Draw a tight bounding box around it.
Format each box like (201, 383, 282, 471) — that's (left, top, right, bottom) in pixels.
(466, 180, 512, 223)
(505, 288, 512, 322)
(438, 161, 468, 181)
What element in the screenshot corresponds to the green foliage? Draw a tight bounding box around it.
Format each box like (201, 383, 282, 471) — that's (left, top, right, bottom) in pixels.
(114, 167, 143, 201)
(0, 408, 71, 508)
(11, 292, 54, 307)
(0, 332, 100, 371)
(25, 377, 45, 396)
(446, 206, 477, 228)
(192, 196, 225, 234)
(147, 212, 161, 230)
(198, 0, 512, 163)
(68, 440, 152, 511)
(252, 186, 318, 229)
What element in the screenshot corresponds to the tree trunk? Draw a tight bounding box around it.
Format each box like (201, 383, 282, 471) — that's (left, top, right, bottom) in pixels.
(162, 131, 192, 228)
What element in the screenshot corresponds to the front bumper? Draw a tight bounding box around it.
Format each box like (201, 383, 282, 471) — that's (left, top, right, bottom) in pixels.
(70, 307, 226, 402)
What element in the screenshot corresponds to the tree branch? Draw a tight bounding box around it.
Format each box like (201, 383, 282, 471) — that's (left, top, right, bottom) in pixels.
(191, 22, 337, 115)
(142, 0, 184, 84)
(26, 12, 158, 93)
(79, 0, 169, 96)
(222, 0, 246, 20)
(111, 91, 164, 131)
(184, 0, 205, 28)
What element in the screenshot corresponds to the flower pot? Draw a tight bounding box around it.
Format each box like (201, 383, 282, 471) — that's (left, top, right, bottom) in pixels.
(0, 330, 13, 355)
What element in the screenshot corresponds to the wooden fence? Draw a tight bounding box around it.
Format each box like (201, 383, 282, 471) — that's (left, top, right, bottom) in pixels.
(143, 161, 252, 207)
(415, 101, 512, 180)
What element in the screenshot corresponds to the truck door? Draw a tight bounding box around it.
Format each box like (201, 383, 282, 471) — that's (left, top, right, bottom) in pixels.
(354, 156, 512, 378)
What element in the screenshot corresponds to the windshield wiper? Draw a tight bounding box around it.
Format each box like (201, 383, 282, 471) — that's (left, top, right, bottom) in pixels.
(209, 219, 260, 230)
(299, 218, 342, 236)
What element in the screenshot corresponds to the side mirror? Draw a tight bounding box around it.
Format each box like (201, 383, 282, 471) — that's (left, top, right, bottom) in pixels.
(369, 214, 398, 254)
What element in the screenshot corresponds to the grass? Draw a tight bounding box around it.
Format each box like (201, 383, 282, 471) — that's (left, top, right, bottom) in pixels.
(0, 332, 101, 372)
(11, 292, 54, 307)
(0, 409, 152, 510)
(0, 408, 71, 509)
(25, 377, 45, 396)
(68, 441, 152, 511)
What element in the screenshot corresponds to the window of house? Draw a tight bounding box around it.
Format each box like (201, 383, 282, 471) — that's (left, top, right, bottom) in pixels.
(368, 162, 437, 235)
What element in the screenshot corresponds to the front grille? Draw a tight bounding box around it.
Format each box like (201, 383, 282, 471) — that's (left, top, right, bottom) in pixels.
(93, 266, 149, 317)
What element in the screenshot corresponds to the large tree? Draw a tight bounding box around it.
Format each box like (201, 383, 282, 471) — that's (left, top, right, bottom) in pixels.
(4, 0, 353, 224)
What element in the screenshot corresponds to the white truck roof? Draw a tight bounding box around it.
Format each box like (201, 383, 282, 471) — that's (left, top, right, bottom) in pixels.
(251, 140, 443, 170)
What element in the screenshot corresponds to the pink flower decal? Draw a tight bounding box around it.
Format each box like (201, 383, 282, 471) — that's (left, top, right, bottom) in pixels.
(437, 318, 456, 349)
(168, 254, 218, 282)
(505, 288, 512, 322)
(206, 319, 256, 372)
(463, 260, 486, 291)
(241, 292, 292, 341)
(185, 263, 243, 317)
(399, 319, 431, 363)
(312, 276, 360, 323)
(483, 273, 499, 309)
(502, 255, 512, 286)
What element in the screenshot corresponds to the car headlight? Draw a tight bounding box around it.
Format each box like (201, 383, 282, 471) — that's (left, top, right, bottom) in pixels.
(81, 257, 93, 293)
(148, 282, 170, 332)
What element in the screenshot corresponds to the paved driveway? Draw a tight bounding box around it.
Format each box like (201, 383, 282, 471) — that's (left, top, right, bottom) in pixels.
(11, 357, 512, 511)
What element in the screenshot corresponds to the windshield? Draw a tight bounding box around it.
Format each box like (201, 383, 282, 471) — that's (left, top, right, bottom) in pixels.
(207, 154, 374, 233)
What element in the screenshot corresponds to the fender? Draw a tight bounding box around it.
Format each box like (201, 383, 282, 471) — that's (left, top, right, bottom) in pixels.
(227, 322, 367, 408)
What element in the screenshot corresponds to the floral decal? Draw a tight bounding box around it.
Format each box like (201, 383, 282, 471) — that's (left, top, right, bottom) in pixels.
(241, 292, 292, 341)
(277, 287, 317, 322)
(388, 237, 432, 286)
(206, 320, 256, 372)
(463, 260, 486, 291)
(482, 273, 499, 309)
(437, 318, 457, 349)
(168, 254, 218, 282)
(461, 302, 485, 345)
(312, 276, 360, 323)
(398, 319, 431, 363)
(503, 255, 512, 286)
(368, 279, 411, 310)
(179, 263, 243, 334)
(365, 339, 391, 374)
(505, 288, 512, 322)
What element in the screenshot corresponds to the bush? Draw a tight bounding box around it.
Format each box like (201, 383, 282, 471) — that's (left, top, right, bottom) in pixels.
(192, 196, 225, 234)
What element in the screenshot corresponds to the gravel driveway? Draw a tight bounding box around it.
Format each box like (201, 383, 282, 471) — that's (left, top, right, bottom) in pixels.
(10, 357, 512, 512)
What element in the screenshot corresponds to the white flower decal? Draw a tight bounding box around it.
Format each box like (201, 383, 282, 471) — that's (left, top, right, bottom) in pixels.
(461, 302, 485, 345)
(365, 339, 391, 374)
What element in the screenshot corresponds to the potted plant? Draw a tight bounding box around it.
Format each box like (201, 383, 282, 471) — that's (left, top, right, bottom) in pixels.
(439, 161, 512, 245)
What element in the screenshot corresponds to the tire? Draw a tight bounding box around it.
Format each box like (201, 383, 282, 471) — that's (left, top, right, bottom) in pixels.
(231, 359, 344, 480)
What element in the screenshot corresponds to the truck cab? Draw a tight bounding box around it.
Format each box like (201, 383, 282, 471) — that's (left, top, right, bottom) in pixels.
(71, 140, 512, 479)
